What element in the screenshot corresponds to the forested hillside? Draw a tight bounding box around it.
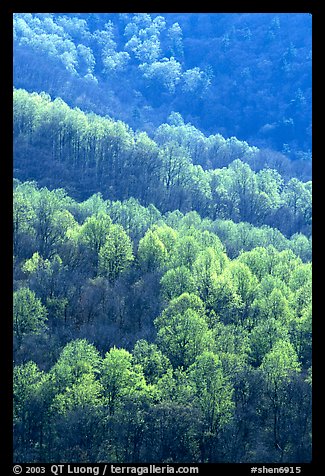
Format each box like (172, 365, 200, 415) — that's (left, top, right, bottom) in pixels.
(14, 13, 311, 162)
(13, 12, 312, 465)
(14, 89, 312, 238)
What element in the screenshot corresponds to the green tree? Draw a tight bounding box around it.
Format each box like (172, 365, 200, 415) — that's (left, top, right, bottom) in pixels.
(13, 287, 48, 345)
(209, 273, 243, 325)
(137, 229, 167, 272)
(160, 266, 196, 301)
(34, 188, 76, 259)
(133, 339, 171, 385)
(260, 340, 301, 458)
(222, 261, 258, 325)
(157, 292, 206, 324)
(98, 224, 134, 281)
(170, 235, 201, 269)
(155, 308, 213, 369)
(78, 212, 113, 254)
(188, 351, 234, 462)
(249, 318, 289, 366)
(192, 247, 224, 304)
(50, 339, 102, 391)
(13, 361, 49, 462)
(100, 347, 149, 415)
(22, 252, 66, 302)
(51, 373, 103, 415)
(14, 182, 37, 258)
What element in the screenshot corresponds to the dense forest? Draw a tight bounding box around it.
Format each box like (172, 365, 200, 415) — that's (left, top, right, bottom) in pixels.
(13, 12, 311, 163)
(13, 12, 312, 465)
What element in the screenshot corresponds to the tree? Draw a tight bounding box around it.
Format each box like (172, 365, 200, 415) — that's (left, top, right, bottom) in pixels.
(209, 273, 243, 326)
(13, 287, 48, 346)
(13, 361, 49, 462)
(78, 212, 113, 254)
(137, 229, 167, 272)
(51, 373, 103, 416)
(188, 351, 234, 462)
(222, 261, 258, 325)
(139, 57, 182, 93)
(166, 22, 184, 59)
(249, 318, 289, 367)
(156, 292, 206, 324)
(33, 188, 76, 259)
(170, 235, 201, 269)
(181, 67, 210, 94)
(281, 178, 312, 236)
(14, 182, 37, 258)
(50, 339, 102, 391)
(192, 247, 224, 305)
(160, 266, 196, 301)
(133, 339, 171, 385)
(100, 347, 149, 415)
(22, 252, 67, 302)
(155, 307, 213, 369)
(238, 246, 279, 280)
(98, 224, 134, 282)
(260, 340, 301, 459)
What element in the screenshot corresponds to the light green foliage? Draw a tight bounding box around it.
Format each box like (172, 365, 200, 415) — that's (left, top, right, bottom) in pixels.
(170, 235, 201, 269)
(282, 178, 312, 224)
(213, 322, 251, 376)
(133, 339, 171, 385)
(220, 261, 259, 325)
(261, 339, 301, 387)
(78, 192, 107, 219)
(13, 287, 48, 343)
(98, 224, 134, 281)
(50, 339, 102, 391)
(14, 182, 37, 256)
(101, 347, 149, 414)
(106, 197, 161, 241)
(225, 261, 258, 304)
(249, 318, 289, 366)
(160, 266, 196, 301)
(288, 303, 312, 365)
(22, 252, 66, 301)
(151, 224, 178, 254)
(155, 307, 213, 369)
(13, 361, 46, 422)
(171, 235, 201, 270)
(137, 228, 167, 271)
(51, 373, 103, 415)
(188, 351, 234, 432)
(12, 12, 312, 462)
(256, 168, 283, 209)
(209, 273, 243, 325)
(272, 249, 302, 283)
(78, 212, 113, 254)
(238, 246, 279, 280)
(252, 288, 293, 326)
(192, 247, 224, 303)
(288, 263, 312, 318)
(289, 233, 312, 262)
(156, 292, 206, 326)
(33, 187, 77, 258)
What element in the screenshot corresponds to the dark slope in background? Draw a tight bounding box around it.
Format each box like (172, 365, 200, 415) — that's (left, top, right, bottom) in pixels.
(13, 13, 312, 164)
